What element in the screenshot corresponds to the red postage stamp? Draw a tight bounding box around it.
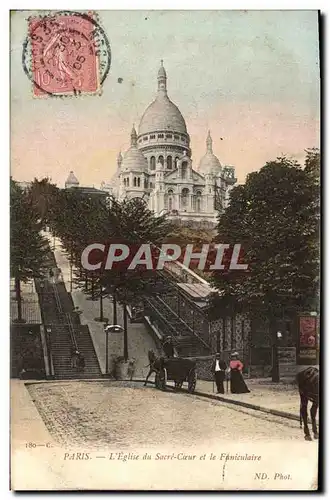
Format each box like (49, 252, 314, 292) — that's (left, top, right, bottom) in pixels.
(23, 11, 111, 97)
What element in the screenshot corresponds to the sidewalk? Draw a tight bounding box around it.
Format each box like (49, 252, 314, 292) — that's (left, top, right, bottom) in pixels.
(193, 378, 307, 422)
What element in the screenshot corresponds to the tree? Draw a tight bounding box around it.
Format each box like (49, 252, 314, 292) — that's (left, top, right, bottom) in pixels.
(210, 153, 320, 381)
(10, 179, 48, 321)
(27, 178, 59, 228)
(48, 193, 173, 361)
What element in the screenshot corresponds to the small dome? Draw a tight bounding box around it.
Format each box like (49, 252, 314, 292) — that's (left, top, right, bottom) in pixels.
(198, 131, 222, 175)
(122, 126, 148, 173)
(65, 171, 79, 186)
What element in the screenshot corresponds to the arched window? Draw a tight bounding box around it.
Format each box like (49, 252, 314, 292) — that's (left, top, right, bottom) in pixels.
(167, 189, 174, 211)
(181, 161, 188, 179)
(158, 155, 164, 166)
(167, 156, 172, 170)
(195, 190, 202, 212)
(181, 188, 189, 209)
(175, 157, 179, 168)
(133, 177, 137, 187)
(137, 177, 141, 187)
(150, 156, 156, 170)
(127, 178, 129, 187)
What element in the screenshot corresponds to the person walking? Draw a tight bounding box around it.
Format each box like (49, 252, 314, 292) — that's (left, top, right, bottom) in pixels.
(211, 353, 227, 394)
(229, 352, 250, 394)
(78, 352, 85, 372)
(71, 349, 79, 369)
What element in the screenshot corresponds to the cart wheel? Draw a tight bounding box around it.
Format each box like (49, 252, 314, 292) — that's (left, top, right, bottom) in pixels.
(187, 368, 197, 393)
(174, 380, 183, 391)
(159, 367, 167, 391)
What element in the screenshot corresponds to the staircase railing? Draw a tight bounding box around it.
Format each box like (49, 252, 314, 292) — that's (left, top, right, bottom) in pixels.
(66, 313, 79, 353)
(52, 282, 78, 353)
(152, 295, 210, 349)
(144, 297, 179, 338)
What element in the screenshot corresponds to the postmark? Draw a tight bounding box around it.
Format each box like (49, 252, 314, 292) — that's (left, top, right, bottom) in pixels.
(22, 11, 111, 97)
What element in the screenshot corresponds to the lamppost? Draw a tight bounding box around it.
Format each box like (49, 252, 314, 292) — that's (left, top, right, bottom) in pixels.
(272, 330, 282, 382)
(104, 324, 124, 375)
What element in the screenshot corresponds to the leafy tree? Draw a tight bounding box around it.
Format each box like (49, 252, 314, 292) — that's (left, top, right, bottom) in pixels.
(48, 193, 173, 361)
(210, 153, 320, 380)
(27, 178, 59, 228)
(10, 179, 48, 321)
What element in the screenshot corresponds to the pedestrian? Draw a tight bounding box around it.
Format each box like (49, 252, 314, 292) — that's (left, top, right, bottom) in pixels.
(127, 358, 136, 381)
(78, 352, 85, 372)
(71, 349, 79, 369)
(162, 336, 175, 358)
(228, 352, 250, 394)
(211, 353, 227, 394)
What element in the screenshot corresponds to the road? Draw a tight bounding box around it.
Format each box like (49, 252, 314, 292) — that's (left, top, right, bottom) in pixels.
(27, 380, 316, 449)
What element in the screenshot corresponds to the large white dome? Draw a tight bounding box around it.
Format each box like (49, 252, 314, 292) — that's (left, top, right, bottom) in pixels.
(138, 61, 187, 136)
(139, 95, 187, 135)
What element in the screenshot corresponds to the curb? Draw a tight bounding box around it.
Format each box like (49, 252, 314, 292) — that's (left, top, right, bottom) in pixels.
(190, 389, 301, 423)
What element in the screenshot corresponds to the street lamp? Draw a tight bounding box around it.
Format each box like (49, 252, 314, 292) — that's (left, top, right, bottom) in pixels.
(104, 324, 124, 375)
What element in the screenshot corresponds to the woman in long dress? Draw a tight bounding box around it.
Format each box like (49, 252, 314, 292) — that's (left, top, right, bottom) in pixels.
(229, 352, 250, 394)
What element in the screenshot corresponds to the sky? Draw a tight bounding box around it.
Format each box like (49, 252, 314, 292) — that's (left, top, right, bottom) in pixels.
(10, 10, 320, 187)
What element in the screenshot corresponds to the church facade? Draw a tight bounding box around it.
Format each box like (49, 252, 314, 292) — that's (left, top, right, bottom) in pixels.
(66, 61, 237, 225)
(110, 61, 237, 225)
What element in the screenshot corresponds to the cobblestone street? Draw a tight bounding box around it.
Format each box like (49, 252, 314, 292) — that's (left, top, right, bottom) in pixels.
(27, 380, 316, 450)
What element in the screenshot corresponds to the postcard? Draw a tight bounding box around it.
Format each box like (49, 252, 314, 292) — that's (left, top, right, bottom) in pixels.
(10, 10, 320, 491)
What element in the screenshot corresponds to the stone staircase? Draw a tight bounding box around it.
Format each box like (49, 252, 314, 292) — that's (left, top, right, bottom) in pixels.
(36, 265, 102, 380)
(144, 295, 210, 357)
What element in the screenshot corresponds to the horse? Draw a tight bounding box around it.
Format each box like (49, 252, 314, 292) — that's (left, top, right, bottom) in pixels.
(297, 367, 319, 441)
(144, 349, 162, 386)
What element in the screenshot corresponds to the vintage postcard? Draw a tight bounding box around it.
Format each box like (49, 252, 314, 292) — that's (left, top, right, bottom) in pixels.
(10, 10, 320, 491)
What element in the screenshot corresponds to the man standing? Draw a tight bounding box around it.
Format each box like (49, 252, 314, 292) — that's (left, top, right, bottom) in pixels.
(212, 353, 227, 394)
(163, 336, 175, 358)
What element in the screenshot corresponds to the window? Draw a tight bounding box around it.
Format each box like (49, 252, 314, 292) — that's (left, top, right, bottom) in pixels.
(168, 197, 173, 211)
(137, 177, 141, 187)
(133, 177, 137, 187)
(195, 191, 202, 212)
(181, 161, 188, 179)
(181, 136, 186, 142)
(181, 188, 189, 209)
(174, 135, 179, 140)
(150, 156, 156, 170)
(158, 155, 164, 166)
(158, 134, 164, 139)
(175, 157, 179, 168)
(167, 156, 172, 169)
(150, 134, 155, 139)
(166, 134, 172, 139)
(143, 136, 148, 141)
(150, 182, 153, 188)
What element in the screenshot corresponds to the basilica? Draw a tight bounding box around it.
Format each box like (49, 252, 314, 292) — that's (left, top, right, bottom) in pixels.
(66, 61, 237, 225)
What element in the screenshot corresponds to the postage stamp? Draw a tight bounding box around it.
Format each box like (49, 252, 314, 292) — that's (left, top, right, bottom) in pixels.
(22, 11, 111, 97)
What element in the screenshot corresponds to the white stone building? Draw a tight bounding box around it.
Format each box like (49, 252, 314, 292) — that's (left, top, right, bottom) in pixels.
(66, 61, 237, 225)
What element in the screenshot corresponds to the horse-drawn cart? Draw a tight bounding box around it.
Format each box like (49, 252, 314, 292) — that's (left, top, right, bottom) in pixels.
(154, 357, 197, 394)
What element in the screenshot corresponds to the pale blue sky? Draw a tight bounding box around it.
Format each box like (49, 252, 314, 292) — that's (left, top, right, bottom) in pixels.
(11, 10, 320, 186)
